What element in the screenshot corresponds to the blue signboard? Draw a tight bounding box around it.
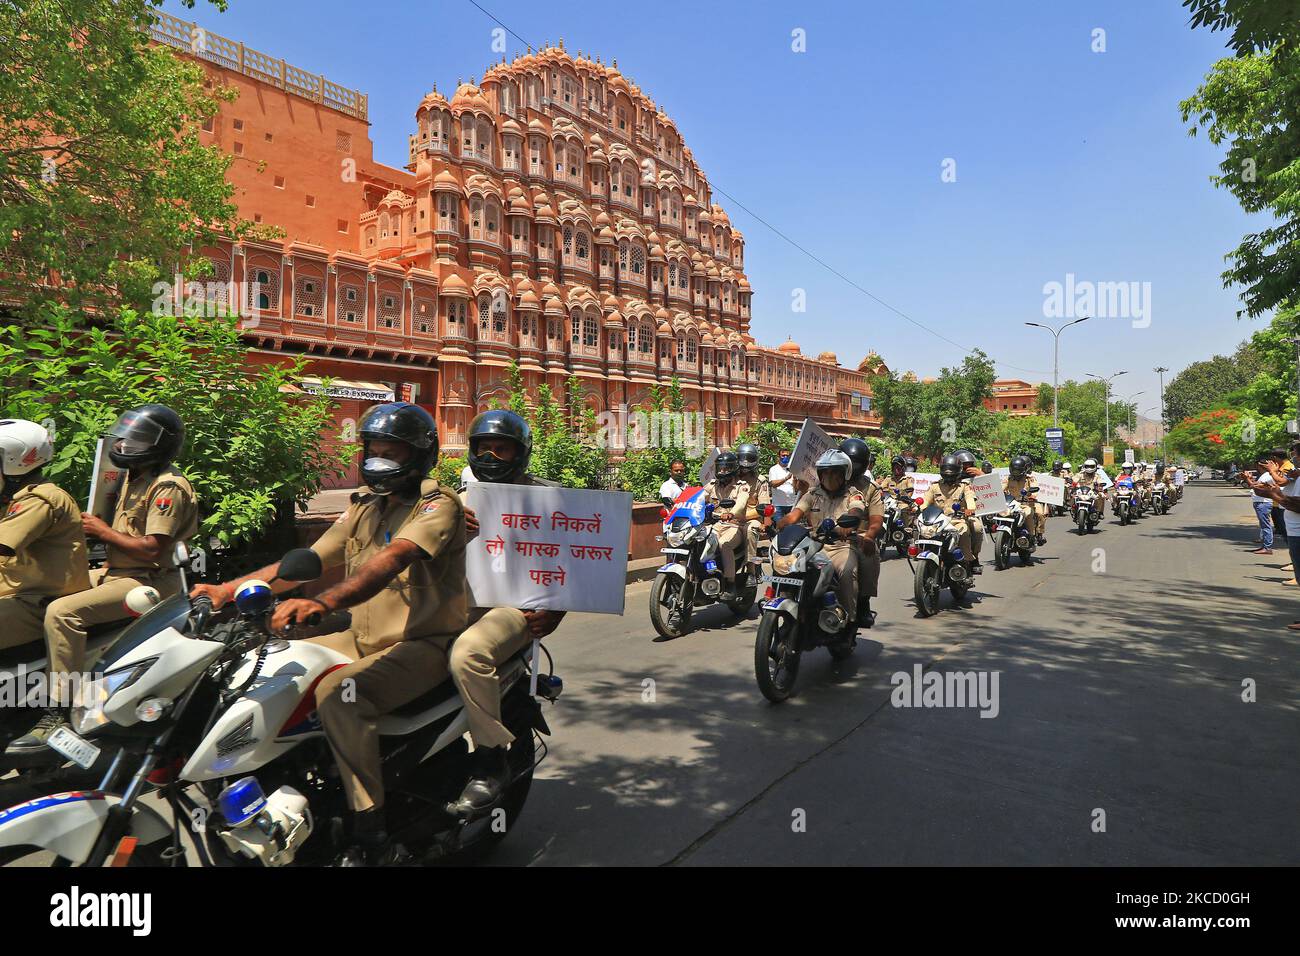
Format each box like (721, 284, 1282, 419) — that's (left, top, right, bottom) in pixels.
(1046, 427, 1064, 454)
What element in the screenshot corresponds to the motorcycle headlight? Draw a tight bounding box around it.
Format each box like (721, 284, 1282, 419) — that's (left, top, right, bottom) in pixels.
(70, 658, 157, 734)
(665, 528, 686, 547)
(771, 551, 799, 575)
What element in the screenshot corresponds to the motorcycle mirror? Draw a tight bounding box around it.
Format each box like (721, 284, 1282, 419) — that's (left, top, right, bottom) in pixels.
(719, 498, 736, 509)
(837, 515, 862, 528)
(277, 548, 323, 583)
(172, 540, 190, 569)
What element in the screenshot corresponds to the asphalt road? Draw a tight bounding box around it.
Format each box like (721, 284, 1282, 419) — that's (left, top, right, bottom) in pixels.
(492, 483, 1300, 865)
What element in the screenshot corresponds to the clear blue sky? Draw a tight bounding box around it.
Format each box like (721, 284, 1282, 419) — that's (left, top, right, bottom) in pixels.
(166, 0, 1259, 412)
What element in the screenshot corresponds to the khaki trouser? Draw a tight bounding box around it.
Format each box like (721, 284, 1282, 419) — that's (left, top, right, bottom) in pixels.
(449, 607, 531, 750)
(1023, 504, 1047, 536)
(715, 522, 744, 579)
(0, 593, 51, 653)
(855, 536, 881, 599)
(825, 542, 858, 610)
(951, 518, 975, 565)
(309, 629, 454, 812)
(969, 522, 983, 559)
(44, 567, 180, 705)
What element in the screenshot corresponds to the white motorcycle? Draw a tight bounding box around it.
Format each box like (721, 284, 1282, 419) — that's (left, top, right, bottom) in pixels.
(983, 489, 1038, 570)
(0, 546, 558, 867)
(910, 505, 973, 617)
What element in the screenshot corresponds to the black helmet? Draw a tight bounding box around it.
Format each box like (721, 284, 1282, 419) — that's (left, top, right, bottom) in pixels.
(890, 454, 906, 469)
(839, 438, 872, 481)
(939, 453, 964, 481)
(106, 404, 184, 469)
(953, 449, 977, 472)
(468, 410, 533, 483)
(714, 451, 739, 481)
(1051, 459, 1063, 474)
(358, 402, 438, 495)
(1010, 454, 1032, 478)
(981, 461, 994, 474)
(903, 454, 918, 471)
(736, 443, 760, 473)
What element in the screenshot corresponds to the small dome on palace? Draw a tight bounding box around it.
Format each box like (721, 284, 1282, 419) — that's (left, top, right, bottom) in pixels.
(433, 169, 460, 189)
(441, 272, 469, 294)
(818, 351, 838, 364)
(451, 81, 491, 113)
(778, 338, 801, 355)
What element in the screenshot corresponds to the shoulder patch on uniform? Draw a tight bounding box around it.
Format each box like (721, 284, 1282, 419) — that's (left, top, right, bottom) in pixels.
(420, 499, 442, 514)
(6, 503, 21, 517)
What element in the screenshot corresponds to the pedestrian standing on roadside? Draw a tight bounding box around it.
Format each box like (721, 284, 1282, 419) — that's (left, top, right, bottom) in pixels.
(1243, 451, 1286, 554)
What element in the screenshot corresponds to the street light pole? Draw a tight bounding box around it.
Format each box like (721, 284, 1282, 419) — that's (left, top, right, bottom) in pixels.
(1087, 370, 1128, 448)
(1025, 317, 1090, 426)
(1122, 391, 1144, 442)
(1154, 366, 1169, 460)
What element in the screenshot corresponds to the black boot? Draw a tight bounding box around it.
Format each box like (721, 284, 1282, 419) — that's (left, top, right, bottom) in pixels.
(335, 808, 412, 867)
(5, 708, 69, 759)
(445, 745, 511, 817)
(856, 597, 874, 628)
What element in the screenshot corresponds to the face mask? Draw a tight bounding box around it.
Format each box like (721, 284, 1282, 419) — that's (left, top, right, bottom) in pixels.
(779, 456, 789, 466)
(364, 456, 403, 475)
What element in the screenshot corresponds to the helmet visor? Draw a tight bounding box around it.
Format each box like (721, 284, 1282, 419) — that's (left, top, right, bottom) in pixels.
(107, 411, 163, 457)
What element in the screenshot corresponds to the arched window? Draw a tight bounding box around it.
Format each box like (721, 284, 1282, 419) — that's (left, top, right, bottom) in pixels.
(469, 198, 484, 240)
(485, 199, 500, 240)
(686, 336, 697, 364)
(576, 230, 590, 263)
(618, 241, 628, 272)
(668, 262, 677, 287)
(438, 194, 458, 230)
(630, 245, 644, 276)
(563, 226, 574, 263)
(570, 309, 582, 345)
(477, 295, 491, 336)
(583, 314, 599, 349)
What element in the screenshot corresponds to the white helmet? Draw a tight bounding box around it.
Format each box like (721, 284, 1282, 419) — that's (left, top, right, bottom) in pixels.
(1082, 458, 1098, 471)
(0, 419, 53, 477)
(1062, 461, 1073, 470)
(814, 449, 853, 485)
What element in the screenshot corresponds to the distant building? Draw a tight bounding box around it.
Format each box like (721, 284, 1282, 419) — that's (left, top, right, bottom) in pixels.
(147, 13, 884, 486)
(985, 379, 1043, 416)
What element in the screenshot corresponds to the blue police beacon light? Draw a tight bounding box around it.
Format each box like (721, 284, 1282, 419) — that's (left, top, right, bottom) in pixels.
(234, 579, 275, 616)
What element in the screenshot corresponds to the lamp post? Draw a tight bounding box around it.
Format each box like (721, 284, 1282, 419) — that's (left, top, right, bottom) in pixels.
(1122, 390, 1145, 442)
(1087, 370, 1128, 446)
(1154, 366, 1169, 460)
(1025, 317, 1090, 426)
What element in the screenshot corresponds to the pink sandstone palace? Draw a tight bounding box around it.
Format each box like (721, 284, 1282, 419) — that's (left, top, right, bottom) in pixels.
(150, 13, 888, 485)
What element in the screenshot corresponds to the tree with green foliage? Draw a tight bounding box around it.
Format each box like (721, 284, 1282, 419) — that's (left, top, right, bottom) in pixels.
(1034, 380, 1134, 458)
(1181, 0, 1300, 317)
(0, 308, 349, 547)
(1162, 349, 1260, 425)
(489, 362, 608, 489)
(870, 350, 998, 460)
(618, 377, 711, 500)
(735, 420, 800, 474)
(1, 0, 243, 321)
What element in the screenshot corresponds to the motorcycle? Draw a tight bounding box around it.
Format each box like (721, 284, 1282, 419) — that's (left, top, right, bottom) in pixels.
(881, 489, 918, 558)
(0, 556, 201, 773)
(909, 504, 973, 617)
(754, 514, 862, 702)
(1114, 482, 1140, 525)
(1151, 482, 1169, 514)
(1073, 485, 1103, 534)
(0, 545, 559, 868)
(984, 489, 1038, 570)
(649, 490, 759, 639)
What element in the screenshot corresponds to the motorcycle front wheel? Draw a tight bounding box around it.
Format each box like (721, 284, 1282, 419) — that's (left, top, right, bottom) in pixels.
(754, 612, 801, 702)
(649, 574, 691, 638)
(1076, 511, 1088, 534)
(914, 560, 942, 617)
(994, 535, 1011, 570)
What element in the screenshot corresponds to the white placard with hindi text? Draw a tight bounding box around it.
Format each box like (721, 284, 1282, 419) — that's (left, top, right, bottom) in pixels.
(463, 483, 633, 614)
(969, 473, 1007, 516)
(1035, 474, 1066, 507)
(1174, 469, 1186, 486)
(910, 472, 940, 496)
(87, 437, 126, 520)
(788, 418, 837, 484)
(697, 446, 720, 484)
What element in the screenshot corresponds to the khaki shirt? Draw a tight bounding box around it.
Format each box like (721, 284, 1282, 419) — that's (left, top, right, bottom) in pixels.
(107, 466, 199, 572)
(312, 478, 467, 656)
(849, 475, 887, 520)
(0, 479, 91, 599)
(921, 479, 977, 520)
(703, 477, 750, 527)
(743, 473, 771, 521)
(794, 484, 866, 550)
(877, 474, 915, 499)
(1002, 475, 1038, 506)
(1074, 472, 1104, 495)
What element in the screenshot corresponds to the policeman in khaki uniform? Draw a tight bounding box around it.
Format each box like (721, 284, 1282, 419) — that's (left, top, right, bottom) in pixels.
(10, 405, 197, 757)
(0, 420, 90, 652)
(192, 402, 463, 866)
(1075, 458, 1108, 517)
(778, 450, 866, 618)
(446, 410, 565, 816)
(737, 443, 771, 560)
(1003, 454, 1047, 546)
(702, 451, 751, 600)
(921, 454, 979, 573)
(839, 439, 885, 625)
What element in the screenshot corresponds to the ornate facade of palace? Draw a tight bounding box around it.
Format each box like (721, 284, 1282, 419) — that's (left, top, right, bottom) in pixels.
(151, 13, 883, 482)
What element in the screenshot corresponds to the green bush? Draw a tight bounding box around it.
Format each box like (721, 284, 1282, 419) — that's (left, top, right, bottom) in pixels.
(0, 307, 351, 547)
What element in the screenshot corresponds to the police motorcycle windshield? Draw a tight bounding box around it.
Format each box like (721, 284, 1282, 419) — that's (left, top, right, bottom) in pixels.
(774, 523, 810, 554)
(666, 487, 708, 526)
(919, 504, 946, 527)
(94, 592, 194, 673)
